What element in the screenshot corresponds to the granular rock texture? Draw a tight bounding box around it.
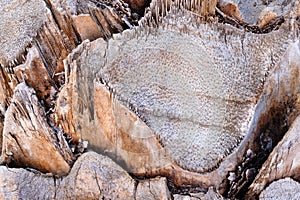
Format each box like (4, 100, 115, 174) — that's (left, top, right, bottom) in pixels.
(0, 0, 299, 199)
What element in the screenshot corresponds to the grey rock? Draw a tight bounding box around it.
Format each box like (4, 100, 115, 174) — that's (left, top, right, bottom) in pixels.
(136, 177, 171, 200)
(0, 0, 48, 66)
(260, 178, 300, 200)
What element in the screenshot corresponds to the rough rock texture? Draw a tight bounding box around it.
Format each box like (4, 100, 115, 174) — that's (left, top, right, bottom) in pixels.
(136, 177, 171, 200)
(173, 187, 224, 200)
(0, 152, 136, 199)
(0, 83, 73, 176)
(259, 178, 300, 200)
(0, 0, 48, 66)
(56, 152, 136, 199)
(62, 8, 293, 174)
(231, 0, 299, 25)
(13, 46, 57, 107)
(248, 114, 300, 196)
(0, 0, 299, 199)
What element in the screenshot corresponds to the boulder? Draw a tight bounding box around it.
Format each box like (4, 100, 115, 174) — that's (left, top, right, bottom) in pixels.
(0, 83, 73, 176)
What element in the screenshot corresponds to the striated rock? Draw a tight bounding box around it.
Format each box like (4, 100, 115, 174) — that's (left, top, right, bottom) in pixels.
(0, 0, 48, 66)
(259, 178, 300, 200)
(63, 7, 293, 173)
(14, 46, 57, 107)
(244, 40, 300, 198)
(136, 177, 171, 200)
(0, 83, 73, 176)
(56, 6, 300, 195)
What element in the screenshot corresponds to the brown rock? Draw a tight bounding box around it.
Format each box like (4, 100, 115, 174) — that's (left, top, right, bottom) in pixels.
(136, 177, 171, 200)
(257, 8, 277, 29)
(1, 83, 73, 176)
(123, 0, 151, 15)
(217, 0, 243, 21)
(14, 46, 56, 107)
(72, 14, 102, 41)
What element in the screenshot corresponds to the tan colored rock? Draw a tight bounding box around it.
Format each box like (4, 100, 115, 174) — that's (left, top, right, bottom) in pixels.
(72, 14, 102, 41)
(14, 46, 56, 107)
(57, 6, 299, 194)
(257, 8, 277, 29)
(136, 177, 171, 200)
(0, 83, 73, 176)
(259, 178, 300, 200)
(217, 0, 243, 21)
(67, 9, 293, 173)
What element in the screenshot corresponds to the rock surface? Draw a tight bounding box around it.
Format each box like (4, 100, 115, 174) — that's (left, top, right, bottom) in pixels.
(0, 0, 48, 66)
(136, 177, 171, 200)
(259, 178, 300, 200)
(62, 7, 294, 174)
(0, 83, 73, 176)
(0, 152, 137, 199)
(0, 0, 299, 199)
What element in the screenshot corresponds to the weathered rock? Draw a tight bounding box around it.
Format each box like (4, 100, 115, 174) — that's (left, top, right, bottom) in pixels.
(136, 177, 171, 200)
(0, 152, 136, 199)
(173, 187, 224, 200)
(14, 46, 57, 107)
(259, 178, 300, 200)
(228, 39, 300, 198)
(247, 115, 300, 196)
(0, 166, 56, 199)
(46, 0, 133, 43)
(0, 0, 48, 66)
(56, 6, 299, 195)
(63, 7, 293, 172)
(0, 83, 73, 176)
(230, 0, 299, 25)
(57, 152, 136, 199)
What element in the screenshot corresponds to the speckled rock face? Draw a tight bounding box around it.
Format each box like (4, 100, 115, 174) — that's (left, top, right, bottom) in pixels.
(0, 0, 48, 66)
(73, 10, 292, 172)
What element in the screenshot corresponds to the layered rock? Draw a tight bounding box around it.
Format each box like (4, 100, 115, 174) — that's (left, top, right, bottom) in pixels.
(0, 83, 73, 176)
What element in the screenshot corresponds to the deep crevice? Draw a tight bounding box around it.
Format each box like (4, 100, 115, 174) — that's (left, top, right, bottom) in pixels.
(225, 97, 298, 199)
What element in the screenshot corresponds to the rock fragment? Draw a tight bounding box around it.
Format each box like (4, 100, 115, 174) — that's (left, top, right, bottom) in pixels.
(136, 177, 171, 200)
(259, 178, 300, 200)
(0, 83, 73, 176)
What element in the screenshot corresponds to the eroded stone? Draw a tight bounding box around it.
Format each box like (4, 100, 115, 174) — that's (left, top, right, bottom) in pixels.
(0, 0, 48, 66)
(136, 177, 171, 200)
(1, 83, 72, 176)
(259, 178, 300, 200)
(67, 10, 293, 173)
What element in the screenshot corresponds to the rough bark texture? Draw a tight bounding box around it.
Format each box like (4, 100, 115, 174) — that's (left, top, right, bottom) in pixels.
(0, 0, 299, 199)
